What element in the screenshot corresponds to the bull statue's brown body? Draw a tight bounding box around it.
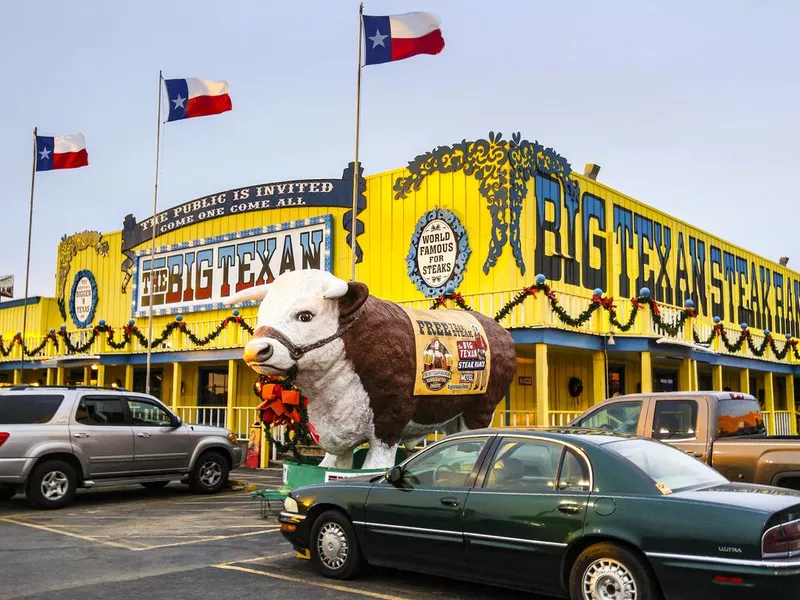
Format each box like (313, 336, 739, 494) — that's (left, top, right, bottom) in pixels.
(226, 269, 516, 470)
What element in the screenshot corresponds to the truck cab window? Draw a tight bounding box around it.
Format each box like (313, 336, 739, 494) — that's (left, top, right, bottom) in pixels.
(717, 398, 766, 437)
(653, 400, 698, 440)
(575, 401, 642, 434)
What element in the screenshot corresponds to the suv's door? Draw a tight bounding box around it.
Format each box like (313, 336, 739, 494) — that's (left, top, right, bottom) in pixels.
(70, 395, 135, 476)
(362, 435, 492, 574)
(462, 436, 592, 593)
(125, 397, 189, 473)
(650, 397, 708, 462)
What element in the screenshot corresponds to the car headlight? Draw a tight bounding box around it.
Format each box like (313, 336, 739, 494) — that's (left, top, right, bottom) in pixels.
(284, 496, 299, 513)
(227, 433, 238, 444)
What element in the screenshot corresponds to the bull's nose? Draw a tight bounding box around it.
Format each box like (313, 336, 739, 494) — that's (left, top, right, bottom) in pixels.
(243, 340, 274, 364)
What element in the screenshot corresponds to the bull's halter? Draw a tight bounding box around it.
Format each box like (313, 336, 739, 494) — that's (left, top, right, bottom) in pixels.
(257, 304, 367, 361)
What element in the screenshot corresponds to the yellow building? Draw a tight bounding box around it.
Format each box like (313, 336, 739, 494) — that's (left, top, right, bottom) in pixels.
(2, 131, 798, 440)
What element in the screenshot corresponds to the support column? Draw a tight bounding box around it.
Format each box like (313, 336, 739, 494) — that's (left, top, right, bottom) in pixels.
(46, 368, 56, 386)
(764, 372, 776, 435)
(788, 376, 797, 435)
(592, 351, 606, 405)
(679, 358, 694, 391)
(712, 365, 723, 391)
(83, 366, 92, 385)
(13, 369, 22, 385)
(260, 425, 269, 469)
(124, 364, 134, 391)
(56, 366, 65, 385)
(535, 344, 549, 427)
(171, 362, 182, 410)
(640, 351, 653, 393)
(739, 368, 750, 394)
(227, 359, 238, 434)
(692, 360, 699, 391)
(96, 365, 106, 388)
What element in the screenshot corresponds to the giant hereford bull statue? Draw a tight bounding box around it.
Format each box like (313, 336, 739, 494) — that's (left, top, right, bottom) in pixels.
(225, 269, 516, 470)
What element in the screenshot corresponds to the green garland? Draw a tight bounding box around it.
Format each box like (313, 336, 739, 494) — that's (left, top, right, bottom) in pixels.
(0, 312, 255, 358)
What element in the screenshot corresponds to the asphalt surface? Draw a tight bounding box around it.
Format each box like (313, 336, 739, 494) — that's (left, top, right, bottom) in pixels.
(0, 467, 545, 600)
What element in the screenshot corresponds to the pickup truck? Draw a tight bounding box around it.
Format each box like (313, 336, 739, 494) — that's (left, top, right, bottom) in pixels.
(569, 391, 800, 490)
(0, 385, 242, 509)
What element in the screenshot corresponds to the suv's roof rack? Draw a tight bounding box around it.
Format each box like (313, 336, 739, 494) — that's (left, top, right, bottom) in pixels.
(5, 385, 129, 392)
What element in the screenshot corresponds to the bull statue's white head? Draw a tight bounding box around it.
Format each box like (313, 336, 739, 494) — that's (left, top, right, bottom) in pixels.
(224, 269, 368, 376)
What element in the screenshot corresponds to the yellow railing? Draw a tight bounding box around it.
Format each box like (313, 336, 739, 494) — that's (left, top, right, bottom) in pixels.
(762, 410, 798, 436)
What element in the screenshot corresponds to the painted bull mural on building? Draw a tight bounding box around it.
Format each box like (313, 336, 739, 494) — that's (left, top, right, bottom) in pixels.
(225, 270, 516, 470)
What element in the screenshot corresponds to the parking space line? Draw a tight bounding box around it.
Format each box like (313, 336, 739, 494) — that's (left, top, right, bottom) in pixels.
(136, 527, 281, 550)
(0, 517, 137, 550)
(212, 564, 413, 600)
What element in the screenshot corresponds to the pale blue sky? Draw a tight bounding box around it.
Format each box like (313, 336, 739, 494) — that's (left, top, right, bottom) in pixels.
(1, 0, 798, 297)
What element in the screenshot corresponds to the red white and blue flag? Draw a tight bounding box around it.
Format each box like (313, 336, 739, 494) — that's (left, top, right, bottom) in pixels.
(363, 12, 445, 66)
(35, 134, 88, 172)
(164, 78, 232, 122)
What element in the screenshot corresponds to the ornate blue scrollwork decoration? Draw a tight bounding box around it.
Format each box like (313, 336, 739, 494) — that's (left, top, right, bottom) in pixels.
(342, 161, 367, 264)
(406, 208, 470, 297)
(69, 269, 98, 329)
(393, 131, 579, 277)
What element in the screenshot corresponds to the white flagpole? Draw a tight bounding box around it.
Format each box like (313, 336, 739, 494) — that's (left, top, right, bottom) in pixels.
(145, 71, 163, 395)
(20, 127, 38, 380)
(350, 2, 364, 282)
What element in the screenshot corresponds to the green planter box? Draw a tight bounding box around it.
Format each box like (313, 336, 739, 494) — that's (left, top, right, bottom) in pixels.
(281, 447, 408, 489)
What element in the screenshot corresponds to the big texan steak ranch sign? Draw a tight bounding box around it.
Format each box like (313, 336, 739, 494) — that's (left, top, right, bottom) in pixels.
(131, 216, 332, 317)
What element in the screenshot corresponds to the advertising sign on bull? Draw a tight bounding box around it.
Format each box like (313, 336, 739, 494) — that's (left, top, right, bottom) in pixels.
(400, 306, 491, 395)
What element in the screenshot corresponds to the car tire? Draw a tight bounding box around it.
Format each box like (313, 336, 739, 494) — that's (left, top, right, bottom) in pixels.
(26, 460, 77, 510)
(569, 542, 662, 600)
(310, 510, 364, 580)
(189, 451, 229, 494)
(141, 481, 170, 490)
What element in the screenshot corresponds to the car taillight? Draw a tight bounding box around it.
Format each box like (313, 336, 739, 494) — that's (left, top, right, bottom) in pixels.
(0, 433, 9, 448)
(763, 519, 800, 557)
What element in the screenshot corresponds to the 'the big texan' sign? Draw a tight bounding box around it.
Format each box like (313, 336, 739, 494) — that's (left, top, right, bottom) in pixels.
(131, 216, 332, 317)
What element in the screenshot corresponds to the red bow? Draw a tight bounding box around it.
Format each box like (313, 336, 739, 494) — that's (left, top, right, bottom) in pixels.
(592, 294, 616, 311)
(256, 382, 305, 425)
(523, 286, 539, 297)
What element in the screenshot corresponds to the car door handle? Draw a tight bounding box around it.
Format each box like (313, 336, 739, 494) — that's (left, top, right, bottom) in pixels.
(137, 432, 151, 438)
(439, 497, 460, 507)
(557, 502, 583, 515)
(73, 433, 89, 439)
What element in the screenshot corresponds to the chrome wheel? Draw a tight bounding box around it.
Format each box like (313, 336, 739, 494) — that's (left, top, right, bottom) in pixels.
(317, 521, 349, 570)
(582, 558, 637, 600)
(40, 470, 69, 501)
(199, 460, 222, 488)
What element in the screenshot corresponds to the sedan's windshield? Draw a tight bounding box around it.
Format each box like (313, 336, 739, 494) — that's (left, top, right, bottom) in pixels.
(604, 438, 727, 493)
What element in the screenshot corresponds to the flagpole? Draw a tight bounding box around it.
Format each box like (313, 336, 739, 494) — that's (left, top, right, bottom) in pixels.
(146, 71, 163, 395)
(349, 2, 364, 282)
(20, 127, 38, 381)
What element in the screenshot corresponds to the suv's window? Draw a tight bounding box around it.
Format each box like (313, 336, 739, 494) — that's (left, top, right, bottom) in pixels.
(485, 439, 561, 491)
(717, 398, 766, 437)
(576, 401, 642, 434)
(401, 438, 487, 488)
(127, 399, 172, 426)
(653, 400, 698, 440)
(0, 394, 64, 424)
(75, 397, 127, 426)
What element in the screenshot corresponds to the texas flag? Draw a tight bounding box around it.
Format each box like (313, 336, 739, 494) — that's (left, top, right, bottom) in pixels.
(363, 12, 445, 66)
(35, 134, 88, 172)
(164, 78, 232, 122)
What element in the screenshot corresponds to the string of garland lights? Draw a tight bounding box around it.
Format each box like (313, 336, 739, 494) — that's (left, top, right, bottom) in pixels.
(0, 310, 255, 358)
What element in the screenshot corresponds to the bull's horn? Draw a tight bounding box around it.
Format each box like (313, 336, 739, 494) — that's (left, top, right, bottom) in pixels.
(320, 272, 349, 299)
(223, 284, 270, 305)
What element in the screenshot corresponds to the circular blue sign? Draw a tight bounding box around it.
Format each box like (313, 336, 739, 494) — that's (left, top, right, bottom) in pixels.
(69, 269, 98, 329)
(406, 208, 470, 297)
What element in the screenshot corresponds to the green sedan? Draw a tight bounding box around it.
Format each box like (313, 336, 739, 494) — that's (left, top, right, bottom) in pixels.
(278, 429, 800, 599)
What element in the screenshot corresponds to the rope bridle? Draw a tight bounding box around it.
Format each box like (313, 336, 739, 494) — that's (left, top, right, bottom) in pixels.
(257, 303, 367, 361)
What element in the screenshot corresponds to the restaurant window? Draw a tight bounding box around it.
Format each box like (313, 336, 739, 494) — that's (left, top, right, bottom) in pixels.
(133, 368, 163, 400)
(198, 368, 228, 406)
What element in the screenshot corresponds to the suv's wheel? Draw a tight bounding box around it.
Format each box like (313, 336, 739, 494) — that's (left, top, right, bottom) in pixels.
(569, 542, 661, 600)
(27, 460, 77, 510)
(189, 451, 228, 494)
(141, 481, 170, 490)
(310, 510, 364, 580)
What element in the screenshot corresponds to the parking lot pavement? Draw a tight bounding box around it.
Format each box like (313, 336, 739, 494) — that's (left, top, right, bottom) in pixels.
(0, 467, 543, 600)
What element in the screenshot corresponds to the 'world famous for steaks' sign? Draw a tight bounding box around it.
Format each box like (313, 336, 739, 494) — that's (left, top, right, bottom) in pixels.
(400, 307, 491, 395)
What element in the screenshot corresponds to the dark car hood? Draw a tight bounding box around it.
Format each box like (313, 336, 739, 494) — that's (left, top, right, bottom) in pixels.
(672, 482, 800, 514)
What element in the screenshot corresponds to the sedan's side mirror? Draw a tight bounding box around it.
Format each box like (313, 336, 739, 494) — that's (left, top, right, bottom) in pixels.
(386, 466, 403, 485)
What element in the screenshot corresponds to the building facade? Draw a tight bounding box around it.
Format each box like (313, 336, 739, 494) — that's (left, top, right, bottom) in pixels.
(2, 131, 798, 441)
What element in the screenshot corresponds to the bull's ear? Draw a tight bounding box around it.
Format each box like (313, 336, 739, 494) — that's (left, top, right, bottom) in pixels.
(338, 282, 369, 319)
(223, 284, 270, 306)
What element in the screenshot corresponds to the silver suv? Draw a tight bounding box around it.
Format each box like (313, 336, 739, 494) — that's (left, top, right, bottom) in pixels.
(0, 385, 242, 509)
